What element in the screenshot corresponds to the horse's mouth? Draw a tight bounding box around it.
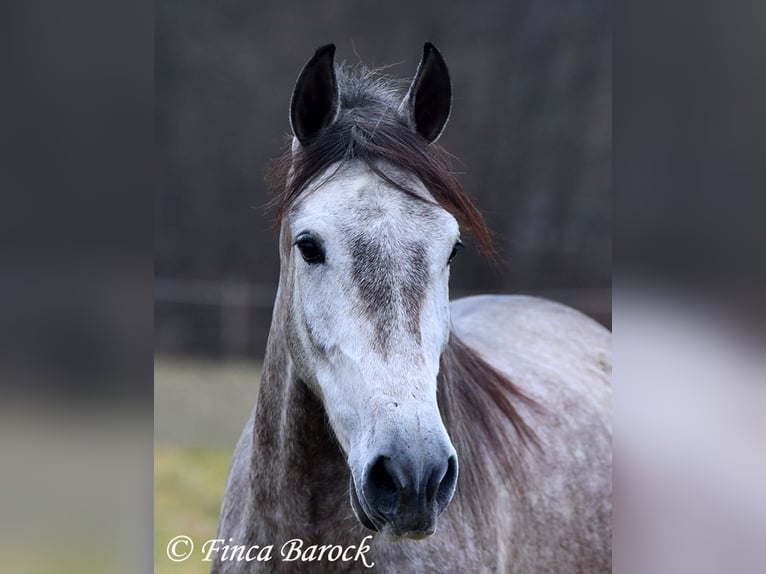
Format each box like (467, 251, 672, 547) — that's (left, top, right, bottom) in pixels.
(349, 478, 437, 539)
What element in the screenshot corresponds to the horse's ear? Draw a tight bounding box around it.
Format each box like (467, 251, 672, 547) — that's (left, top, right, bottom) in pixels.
(400, 43, 452, 143)
(290, 44, 339, 145)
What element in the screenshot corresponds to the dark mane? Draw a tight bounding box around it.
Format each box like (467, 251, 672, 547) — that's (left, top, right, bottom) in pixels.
(268, 65, 496, 256)
(438, 334, 540, 498)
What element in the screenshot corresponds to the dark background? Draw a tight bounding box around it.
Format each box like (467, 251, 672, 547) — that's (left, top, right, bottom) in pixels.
(155, 0, 611, 359)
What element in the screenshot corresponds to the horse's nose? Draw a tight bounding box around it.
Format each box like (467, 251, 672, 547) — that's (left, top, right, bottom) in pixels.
(362, 449, 458, 535)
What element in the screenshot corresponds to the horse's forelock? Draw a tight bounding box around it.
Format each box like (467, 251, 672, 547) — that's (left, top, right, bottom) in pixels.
(268, 66, 497, 258)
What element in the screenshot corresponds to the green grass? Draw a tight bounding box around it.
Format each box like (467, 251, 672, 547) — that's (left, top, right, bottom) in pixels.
(154, 357, 260, 572)
(155, 444, 232, 574)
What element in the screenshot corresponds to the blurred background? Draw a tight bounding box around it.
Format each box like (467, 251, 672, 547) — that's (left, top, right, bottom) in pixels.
(154, 1, 610, 571)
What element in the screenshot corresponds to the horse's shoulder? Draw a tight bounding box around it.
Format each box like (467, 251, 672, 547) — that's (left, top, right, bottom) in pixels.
(448, 295, 611, 572)
(449, 294, 611, 385)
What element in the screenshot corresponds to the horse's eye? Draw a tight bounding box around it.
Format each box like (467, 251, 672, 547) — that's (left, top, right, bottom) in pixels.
(448, 239, 464, 265)
(296, 236, 325, 264)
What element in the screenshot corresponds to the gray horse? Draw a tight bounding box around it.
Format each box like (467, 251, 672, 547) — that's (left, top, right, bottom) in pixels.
(212, 44, 611, 573)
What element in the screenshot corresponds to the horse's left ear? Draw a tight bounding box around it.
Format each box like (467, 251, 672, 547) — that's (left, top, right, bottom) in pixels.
(399, 43, 452, 143)
(290, 44, 339, 146)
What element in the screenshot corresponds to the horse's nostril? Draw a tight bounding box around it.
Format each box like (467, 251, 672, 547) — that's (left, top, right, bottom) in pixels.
(428, 454, 458, 505)
(425, 461, 443, 502)
(368, 456, 400, 498)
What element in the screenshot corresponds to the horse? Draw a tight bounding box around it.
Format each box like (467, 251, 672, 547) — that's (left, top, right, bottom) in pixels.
(212, 43, 611, 573)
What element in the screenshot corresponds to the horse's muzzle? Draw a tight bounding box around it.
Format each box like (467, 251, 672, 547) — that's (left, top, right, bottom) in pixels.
(350, 447, 458, 538)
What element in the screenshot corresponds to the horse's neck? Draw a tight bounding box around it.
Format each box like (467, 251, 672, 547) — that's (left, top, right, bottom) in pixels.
(250, 305, 351, 539)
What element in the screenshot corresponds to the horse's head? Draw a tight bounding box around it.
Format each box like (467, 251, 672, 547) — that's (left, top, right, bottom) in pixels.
(277, 44, 466, 539)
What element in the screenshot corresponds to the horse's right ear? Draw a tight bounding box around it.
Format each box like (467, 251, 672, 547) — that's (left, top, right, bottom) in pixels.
(290, 44, 339, 146)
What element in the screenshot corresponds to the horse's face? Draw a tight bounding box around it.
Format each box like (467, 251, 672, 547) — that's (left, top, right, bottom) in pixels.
(279, 42, 460, 538)
(281, 160, 460, 538)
